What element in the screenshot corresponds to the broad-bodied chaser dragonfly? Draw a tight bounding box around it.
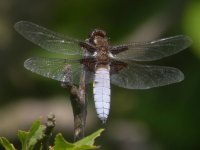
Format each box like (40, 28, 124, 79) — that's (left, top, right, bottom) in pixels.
(14, 21, 192, 123)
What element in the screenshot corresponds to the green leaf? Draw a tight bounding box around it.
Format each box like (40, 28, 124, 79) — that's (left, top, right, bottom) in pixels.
(54, 129, 104, 150)
(18, 130, 29, 150)
(75, 129, 104, 148)
(0, 137, 16, 150)
(28, 120, 46, 149)
(17, 120, 46, 150)
(54, 133, 74, 150)
(76, 145, 98, 150)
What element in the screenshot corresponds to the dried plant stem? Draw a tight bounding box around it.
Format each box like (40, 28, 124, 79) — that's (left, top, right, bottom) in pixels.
(42, 113, 56, 150)
(61, 69, 87, 141)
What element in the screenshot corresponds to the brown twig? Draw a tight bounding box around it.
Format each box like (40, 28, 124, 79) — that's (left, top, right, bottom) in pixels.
(34, 113, 56, 150)
(42, 113, 56, 150)
(61, 67, 87, 141)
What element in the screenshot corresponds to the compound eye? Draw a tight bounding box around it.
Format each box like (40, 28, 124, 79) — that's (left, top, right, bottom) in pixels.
(90, 29, 106, 38)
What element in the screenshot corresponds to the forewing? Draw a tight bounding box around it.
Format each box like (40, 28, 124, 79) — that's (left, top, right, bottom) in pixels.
(111, 62, 184, 89)
(24, 57, 93, 85)
(14, 21, 83, 55)
(113, 35, 192, 61)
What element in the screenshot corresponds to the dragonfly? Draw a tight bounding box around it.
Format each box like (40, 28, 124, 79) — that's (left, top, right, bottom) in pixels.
(14, 21, 192, 123)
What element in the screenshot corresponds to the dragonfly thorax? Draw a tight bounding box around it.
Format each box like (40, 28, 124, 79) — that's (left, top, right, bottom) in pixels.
(96, 47, 110, 64)
(93, 36, 108, 47)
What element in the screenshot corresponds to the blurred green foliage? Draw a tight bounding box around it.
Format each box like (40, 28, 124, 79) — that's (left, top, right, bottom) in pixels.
(183, 0, 200, 58)
(0, 0, 200, 150)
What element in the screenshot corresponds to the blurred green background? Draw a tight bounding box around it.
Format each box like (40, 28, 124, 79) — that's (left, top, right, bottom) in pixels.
(0, 0, 200, 149)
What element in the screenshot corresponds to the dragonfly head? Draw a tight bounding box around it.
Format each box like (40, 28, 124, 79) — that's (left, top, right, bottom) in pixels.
(89, 29, 108, 47)
(90, 29, 106, 38)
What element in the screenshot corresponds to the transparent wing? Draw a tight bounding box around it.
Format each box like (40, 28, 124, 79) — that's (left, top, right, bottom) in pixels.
(14, 21, 83, 55)
(111, 62, 184, 89)
(24, 57, 93, 85)
(113, 35, 192, 61)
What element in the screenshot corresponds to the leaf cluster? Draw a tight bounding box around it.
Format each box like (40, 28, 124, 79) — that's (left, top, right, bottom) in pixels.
(0, 119, 104, 150)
